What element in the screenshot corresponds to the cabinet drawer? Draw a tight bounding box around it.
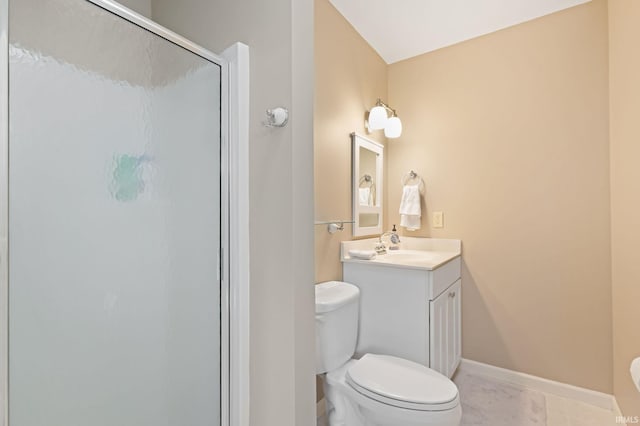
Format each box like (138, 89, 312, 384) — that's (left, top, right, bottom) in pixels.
(428, 256, 461, 300)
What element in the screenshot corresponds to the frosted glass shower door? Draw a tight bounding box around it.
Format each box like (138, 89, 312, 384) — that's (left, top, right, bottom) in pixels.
(8, 1, 222, 425)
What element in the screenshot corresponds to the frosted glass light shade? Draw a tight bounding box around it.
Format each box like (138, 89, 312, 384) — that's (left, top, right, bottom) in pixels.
(368, 105, 388, 130)
(384, 116, 402, 138)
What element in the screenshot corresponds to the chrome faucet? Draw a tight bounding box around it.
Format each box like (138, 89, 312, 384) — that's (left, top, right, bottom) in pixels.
(374, 225, 401, 255)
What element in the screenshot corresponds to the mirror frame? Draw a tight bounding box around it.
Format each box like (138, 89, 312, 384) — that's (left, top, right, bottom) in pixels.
(352, 132, 383, 237)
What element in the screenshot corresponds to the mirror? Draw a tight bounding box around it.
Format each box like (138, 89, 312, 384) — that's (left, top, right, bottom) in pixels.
(352, 133, 383, 236)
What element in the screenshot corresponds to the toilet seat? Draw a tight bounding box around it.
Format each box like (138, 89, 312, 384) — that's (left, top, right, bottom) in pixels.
(345, 354, 459, 411)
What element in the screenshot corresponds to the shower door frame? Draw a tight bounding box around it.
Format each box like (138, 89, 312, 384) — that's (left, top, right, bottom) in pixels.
(0, 1, 250, 425)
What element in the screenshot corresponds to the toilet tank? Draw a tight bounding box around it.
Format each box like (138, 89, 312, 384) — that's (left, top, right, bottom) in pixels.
(315, 281, 360, 374)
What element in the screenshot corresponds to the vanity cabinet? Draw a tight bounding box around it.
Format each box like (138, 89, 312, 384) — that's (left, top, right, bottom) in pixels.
(343, 253, 462, 378)
(429, 278, 461, 378)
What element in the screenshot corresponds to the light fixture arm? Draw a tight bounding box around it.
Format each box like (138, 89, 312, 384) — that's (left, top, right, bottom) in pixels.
(375, 98, 398, 117)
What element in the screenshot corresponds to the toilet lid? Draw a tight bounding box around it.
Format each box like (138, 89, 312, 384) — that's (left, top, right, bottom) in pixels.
(346, 354, 459, 411)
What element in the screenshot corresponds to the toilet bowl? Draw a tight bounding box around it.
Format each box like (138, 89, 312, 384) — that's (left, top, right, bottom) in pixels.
(316, 281, 461, 426)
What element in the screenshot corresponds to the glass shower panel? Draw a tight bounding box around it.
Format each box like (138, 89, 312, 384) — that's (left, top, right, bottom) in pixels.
(8, 1, 222, 425)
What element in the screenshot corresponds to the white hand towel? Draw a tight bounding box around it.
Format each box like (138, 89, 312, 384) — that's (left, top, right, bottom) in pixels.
(399, 185, 421, 231)
(348, 249, 376, 260)
(358, 187, 371, 206)
(400, 214, 421, 231)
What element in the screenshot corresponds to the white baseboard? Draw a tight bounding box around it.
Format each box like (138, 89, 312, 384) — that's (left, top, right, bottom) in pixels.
(458, 358, 616, 411)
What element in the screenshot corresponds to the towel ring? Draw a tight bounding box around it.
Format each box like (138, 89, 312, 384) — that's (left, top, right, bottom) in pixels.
(359, 174, 373, 187)
(401, 170, 425, 193)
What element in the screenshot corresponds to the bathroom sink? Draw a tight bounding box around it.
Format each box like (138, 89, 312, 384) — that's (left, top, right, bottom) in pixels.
(370, 249, 455, 269)
(379, 250, 440, 263)
(341, 238, 461, 271)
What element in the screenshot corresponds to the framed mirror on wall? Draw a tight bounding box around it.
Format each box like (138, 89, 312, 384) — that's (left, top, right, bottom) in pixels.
(352, 133, 383, 237)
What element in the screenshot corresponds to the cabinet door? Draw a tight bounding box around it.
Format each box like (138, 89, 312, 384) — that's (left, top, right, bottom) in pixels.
(429, 279, 462, 378)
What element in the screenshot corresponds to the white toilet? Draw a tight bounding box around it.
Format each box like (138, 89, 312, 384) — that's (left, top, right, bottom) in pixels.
(316, 281, 462, 426)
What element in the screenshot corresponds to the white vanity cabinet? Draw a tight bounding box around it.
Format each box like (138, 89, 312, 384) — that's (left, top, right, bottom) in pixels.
(429, 278, 462, 378)
(341, 238, 462, 378)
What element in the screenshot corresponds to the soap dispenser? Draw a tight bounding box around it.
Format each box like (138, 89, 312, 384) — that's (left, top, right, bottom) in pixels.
(389, 224, 401, 251)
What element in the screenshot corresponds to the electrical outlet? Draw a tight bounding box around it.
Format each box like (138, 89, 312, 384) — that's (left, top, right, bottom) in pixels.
(432, 211, 444, 228)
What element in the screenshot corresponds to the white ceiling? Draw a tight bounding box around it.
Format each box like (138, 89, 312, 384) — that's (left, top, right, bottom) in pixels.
(328, 0, 591, 64)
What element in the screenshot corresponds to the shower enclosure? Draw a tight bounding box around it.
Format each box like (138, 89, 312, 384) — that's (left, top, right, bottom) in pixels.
(0, 0, 248, 425)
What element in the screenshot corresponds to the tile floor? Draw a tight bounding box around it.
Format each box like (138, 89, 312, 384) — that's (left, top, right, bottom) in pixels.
(316, 373, 623, 426)
(545, 392, 621, 426)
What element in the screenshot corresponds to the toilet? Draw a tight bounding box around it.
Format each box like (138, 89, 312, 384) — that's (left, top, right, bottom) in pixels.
(316, 281, 461, 426)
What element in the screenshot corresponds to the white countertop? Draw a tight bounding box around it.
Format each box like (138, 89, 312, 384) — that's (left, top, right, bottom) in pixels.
(341, 237, 461, 271)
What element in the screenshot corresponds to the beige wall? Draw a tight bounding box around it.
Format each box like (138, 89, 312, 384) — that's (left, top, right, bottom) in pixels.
(609, 0, 640, 416)
(151, 1, 316, 425)
(314, 0, 388, 283)
(387, 0, 612, 392)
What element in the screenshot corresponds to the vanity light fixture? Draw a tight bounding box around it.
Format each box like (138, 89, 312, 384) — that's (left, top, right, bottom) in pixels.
(384, 114, 402, 138)
(367, 99, 402, 138)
